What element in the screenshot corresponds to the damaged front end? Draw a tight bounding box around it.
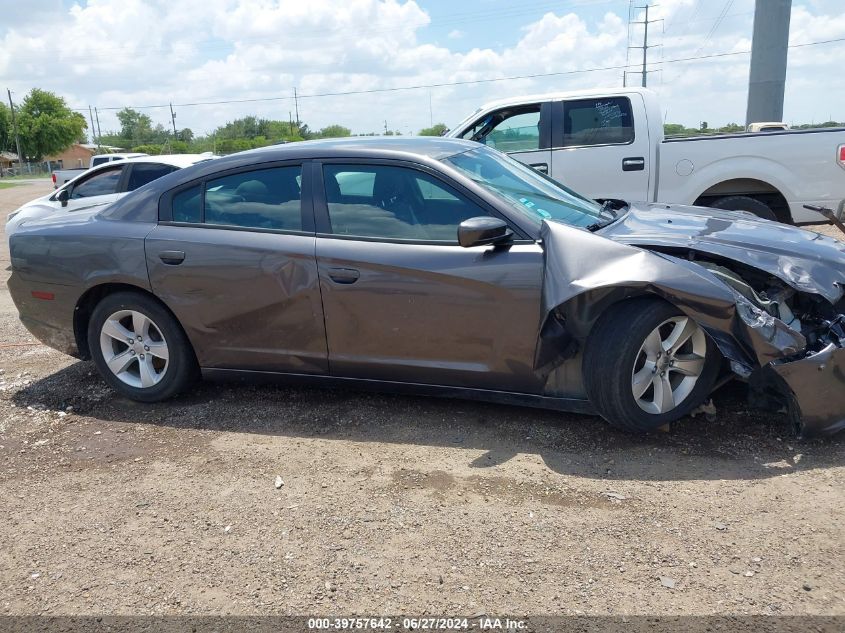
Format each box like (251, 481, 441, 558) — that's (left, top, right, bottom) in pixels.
(538, 208, 845, 437)
(764, 318, 845, 437)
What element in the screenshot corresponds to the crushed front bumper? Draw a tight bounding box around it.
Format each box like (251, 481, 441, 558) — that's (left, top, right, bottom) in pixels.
(769, 343, 845, 437)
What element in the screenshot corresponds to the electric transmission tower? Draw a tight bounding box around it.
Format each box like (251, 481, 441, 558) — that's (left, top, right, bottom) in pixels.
(625, 4, 662, 87)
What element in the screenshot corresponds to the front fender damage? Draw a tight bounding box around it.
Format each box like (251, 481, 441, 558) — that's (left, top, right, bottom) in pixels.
(768, 344, 845, 437)
(536, 220, 845, 437)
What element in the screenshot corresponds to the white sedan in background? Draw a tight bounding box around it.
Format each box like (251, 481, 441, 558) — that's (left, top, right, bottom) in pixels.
(6, 153, 217, 237)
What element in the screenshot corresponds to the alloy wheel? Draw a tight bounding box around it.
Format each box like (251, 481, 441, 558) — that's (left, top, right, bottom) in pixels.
(631, 316, 707, 415)
(99, 309, 170, 389)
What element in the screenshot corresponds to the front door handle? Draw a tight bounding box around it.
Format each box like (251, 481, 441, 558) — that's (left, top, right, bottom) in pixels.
(159, 250, 185, 265)
(529, 162, 549, 174)
(622, 157, 645, 171)
(327, 267, 360, 284)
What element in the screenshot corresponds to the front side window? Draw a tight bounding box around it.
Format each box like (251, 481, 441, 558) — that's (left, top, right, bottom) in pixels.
(323, 164, 490, 241)
(563, 97, 634, 147)
(204, 166, 302, 230)
(127, 163, 178, 190)
(461, 106, 542, 153)
(70, 165, 124, 198)
(442, 146, 606, 229)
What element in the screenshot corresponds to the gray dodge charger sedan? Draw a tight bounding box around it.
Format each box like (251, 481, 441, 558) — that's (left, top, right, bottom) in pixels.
(8, 137, 845, 436)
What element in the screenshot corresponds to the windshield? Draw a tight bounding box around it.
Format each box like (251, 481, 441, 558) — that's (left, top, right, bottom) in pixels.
(441, 146, 608, 228)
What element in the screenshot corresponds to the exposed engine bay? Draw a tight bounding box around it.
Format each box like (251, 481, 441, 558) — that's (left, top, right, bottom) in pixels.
(537, 204, 845, 438)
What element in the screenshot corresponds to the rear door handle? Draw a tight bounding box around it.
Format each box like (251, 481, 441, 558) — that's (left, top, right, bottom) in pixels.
(529, 162, 549, 174)
(327, 267, 360, 284)
(159, 250, 185, 265)
(622, 157, 645, 171)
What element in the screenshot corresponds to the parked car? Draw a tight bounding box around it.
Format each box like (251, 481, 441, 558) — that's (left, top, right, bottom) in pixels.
(447, 87, 845, 224)
(51, 152, 148, 187)
(7, 154, 218, 238)
(7, 137, 845, 436)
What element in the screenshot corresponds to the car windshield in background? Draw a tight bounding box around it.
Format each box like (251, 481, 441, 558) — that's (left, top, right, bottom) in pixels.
(442, 146, 607, 228)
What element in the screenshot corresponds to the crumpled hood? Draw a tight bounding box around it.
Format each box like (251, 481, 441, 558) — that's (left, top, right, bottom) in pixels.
(598, 202, 845, 304)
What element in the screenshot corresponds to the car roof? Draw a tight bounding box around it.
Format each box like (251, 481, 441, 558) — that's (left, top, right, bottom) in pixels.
(121, 153, 218, 167)
(467, 86, 655, 114)
(241, 136, 479, 160)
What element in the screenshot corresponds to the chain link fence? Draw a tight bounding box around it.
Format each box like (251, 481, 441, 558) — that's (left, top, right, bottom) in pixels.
(0, 162, 52, 178)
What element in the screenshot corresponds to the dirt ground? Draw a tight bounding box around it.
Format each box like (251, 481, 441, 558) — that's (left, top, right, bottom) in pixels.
(0, 180, 842, 618)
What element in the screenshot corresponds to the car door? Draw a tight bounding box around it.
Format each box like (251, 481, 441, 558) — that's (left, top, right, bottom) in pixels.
(548, 95, 651, 201)
(455, 101, 553, 176)
(313, 160, 546, 393)
(145, 161, 329, 374)
(63, 163, 128, 212)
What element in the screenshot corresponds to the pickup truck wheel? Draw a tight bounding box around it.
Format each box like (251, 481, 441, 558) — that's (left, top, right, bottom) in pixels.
(708, 195, 778, 221)
(88, 291, 198, 402)
(583, 298, 720, 433)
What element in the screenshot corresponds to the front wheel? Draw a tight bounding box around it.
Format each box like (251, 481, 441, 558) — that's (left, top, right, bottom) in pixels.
(583, 299, 721, 433)
(88, 292, 198, 402)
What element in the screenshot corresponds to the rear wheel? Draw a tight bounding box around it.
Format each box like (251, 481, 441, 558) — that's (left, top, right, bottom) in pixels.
(708, 195, 778, 222)
(88, 292, 198, 402)
(583, 298, 720, 433)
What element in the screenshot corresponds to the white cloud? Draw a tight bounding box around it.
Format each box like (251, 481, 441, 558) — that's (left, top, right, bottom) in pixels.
(0, 0, 843, 137)
(448, 29, 464, 39)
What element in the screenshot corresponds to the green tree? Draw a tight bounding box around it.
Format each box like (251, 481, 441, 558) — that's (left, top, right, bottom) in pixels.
(16, 89, 87, 161)
(419, 123, 448, 136)
(316, 124, 352, 139)
(116, 107, 153, 144)
(0, 102, 11, 151)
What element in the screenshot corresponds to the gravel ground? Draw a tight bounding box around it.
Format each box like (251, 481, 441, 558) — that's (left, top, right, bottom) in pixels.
(0, 181, 842, 617)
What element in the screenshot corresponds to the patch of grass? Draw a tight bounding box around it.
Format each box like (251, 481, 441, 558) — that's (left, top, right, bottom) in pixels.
(0, 182, 20, 189)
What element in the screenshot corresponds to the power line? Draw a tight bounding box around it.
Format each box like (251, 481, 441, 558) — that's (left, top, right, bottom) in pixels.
(694, 0, 735, 55)
(74, 35, 845, 113)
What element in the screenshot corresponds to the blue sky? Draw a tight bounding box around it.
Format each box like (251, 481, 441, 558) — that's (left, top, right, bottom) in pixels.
(1, 1, 843, 136)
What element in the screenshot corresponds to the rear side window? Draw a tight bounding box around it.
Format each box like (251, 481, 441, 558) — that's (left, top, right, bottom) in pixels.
(91, 156, 111, 167)
(172, 185, 202, 223)
(204, 166, 302, 230)
(70, 165, 124, 199)
(127, 163, 178, 190)
(563, 97, 634, 147)
(169, 166, 303, 231)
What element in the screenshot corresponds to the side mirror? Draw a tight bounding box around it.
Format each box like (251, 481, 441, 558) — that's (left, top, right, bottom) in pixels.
(57, 188, 70, 207)
(458, 216, 513, 248)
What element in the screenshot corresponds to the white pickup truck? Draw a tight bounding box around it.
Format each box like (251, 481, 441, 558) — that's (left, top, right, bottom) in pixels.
(447, 87, 845, 224)
(51, 152, 147, 188)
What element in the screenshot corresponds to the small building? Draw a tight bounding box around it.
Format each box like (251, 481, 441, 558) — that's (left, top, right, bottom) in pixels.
(43, 143, 125, 170)
(0, 151, 19, 176)
(44, 144, 96, 170)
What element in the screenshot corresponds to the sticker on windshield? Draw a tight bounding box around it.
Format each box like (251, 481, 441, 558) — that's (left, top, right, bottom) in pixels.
(519, 197, 536, 208)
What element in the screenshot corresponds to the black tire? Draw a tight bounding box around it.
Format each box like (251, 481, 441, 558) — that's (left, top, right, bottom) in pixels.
(708, 195, 778, 222)
(582, 298, 720, 433)
(88, 291, 198, 402)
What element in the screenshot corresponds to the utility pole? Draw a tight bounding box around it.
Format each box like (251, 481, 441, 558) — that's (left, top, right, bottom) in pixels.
(7, 89, 24, 173)
(169, 103, 178, 138)
(94, 107, 102, 143)
(88, 106, 98, 148)
(293, 88, 300, 124)
(626, 4, 661, 87)
(746, 0, 792, 125)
